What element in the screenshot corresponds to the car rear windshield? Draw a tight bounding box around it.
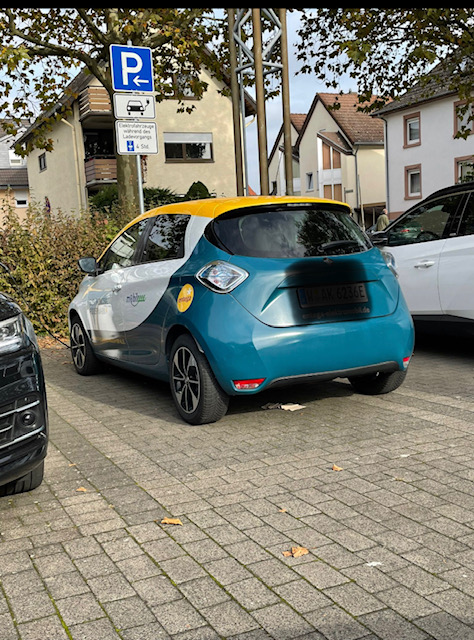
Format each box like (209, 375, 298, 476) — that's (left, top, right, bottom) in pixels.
(207, 204, 370, 258)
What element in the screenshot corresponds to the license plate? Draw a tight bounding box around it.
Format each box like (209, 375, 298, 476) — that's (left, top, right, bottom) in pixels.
(298, 283, 368, 308)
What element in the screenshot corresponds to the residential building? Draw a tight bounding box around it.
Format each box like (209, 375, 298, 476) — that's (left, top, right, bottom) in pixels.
(268, 113, 306, 195)
(0, 120, 30, 219)
(374, 62, 474, 218)
(288, 92, 386, 228)
(19, 68, 256, 215)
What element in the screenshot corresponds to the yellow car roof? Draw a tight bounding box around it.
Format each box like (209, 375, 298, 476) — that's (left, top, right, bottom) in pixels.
(131, 195, 349, 224)
(101, 196, 350, 259)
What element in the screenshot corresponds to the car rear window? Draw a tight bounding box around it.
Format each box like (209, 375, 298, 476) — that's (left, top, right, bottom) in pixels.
(207, 204, 370, 258)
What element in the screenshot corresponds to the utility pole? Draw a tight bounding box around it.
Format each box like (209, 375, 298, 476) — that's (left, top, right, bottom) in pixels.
(280, 8, 294, 195)
(228, 8, 293, 196)
(252, 8, 269, 195)
(227, 9, 244, 196)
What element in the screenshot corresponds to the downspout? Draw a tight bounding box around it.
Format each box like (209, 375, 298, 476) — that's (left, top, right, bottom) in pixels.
(60, 117, 84, 212)
(381, 116, 390, 213)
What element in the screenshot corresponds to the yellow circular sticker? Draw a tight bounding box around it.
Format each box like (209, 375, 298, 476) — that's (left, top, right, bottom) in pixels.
(177, 284, 194, 312)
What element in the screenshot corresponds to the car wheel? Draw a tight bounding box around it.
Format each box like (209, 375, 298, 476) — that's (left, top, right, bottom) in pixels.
(70, 317, 101, 376)
(169, 334, 229, 425)
(348, 370, 407, 395)
(0, 461, 44, 497)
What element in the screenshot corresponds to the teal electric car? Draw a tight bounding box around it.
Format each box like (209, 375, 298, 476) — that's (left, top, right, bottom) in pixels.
(69, 196, 414, 424)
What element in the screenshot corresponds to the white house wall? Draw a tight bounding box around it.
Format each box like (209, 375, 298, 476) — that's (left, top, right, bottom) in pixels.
(383, 97, 474, 216)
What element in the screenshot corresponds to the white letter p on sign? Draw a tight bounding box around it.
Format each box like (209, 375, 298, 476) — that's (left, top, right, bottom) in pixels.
(121, 52, 143, 86)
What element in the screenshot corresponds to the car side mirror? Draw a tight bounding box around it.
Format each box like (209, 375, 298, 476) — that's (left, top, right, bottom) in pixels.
(78, 257, 98, 275)
(370, 232, 389, 246)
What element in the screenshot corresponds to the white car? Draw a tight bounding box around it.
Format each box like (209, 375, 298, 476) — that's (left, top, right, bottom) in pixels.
(373, 181, 474, 332)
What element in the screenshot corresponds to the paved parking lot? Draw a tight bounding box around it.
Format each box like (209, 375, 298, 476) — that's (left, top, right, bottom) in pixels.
(1, 333, 474, 640)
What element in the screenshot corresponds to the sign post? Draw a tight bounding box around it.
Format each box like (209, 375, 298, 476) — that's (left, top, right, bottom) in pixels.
(110, 44, 157, 214)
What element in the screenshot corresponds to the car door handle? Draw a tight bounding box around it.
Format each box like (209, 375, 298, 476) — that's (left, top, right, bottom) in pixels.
(112, 284, 122, 292)
(414, 261, 435, 269)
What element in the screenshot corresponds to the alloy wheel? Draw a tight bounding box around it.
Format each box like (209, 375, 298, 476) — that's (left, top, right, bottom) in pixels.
(171, 345, 201, 414)
(71, 322, 86, 371)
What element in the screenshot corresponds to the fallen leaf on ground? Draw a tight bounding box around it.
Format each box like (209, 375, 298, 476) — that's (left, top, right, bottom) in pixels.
(76, 487, 87, 492)
(283, 546, 309, 558)
(160, 517, 183, 526)
(332, 464, 343, 471)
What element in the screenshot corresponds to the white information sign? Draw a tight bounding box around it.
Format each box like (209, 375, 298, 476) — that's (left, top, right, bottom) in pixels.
(115, 121, 158, 155)
(113, 93, 156, 120)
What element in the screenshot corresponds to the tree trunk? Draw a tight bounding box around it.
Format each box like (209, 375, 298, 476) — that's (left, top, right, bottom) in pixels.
(116, 153, 140, 212)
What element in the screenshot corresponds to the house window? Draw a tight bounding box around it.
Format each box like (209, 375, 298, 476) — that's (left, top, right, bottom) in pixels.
(454, 100, 474, 137)
(14, 189, 28, 208)
(39, 153, 47, 171)
(455, 156, 474, 183)
(306, 172, 314, 191)
(164, 132, 213, 162)
(163, 73, 198, 99)
(405, 164, 422, 199)
(9, 150, 23, 167)
(404, 113, 420, 147)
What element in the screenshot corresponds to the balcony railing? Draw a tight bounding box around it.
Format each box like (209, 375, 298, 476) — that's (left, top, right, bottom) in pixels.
(84, 158, 117, 185)
(79, 86, 111, 119)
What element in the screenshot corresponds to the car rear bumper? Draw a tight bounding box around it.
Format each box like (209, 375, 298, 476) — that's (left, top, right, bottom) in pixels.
(186, 291, 414, 395)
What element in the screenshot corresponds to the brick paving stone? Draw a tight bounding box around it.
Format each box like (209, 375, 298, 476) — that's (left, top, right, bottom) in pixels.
(225, 577, 281, 610)
(152, 599, 208, 635)
(304, 604, 369, 640)
(426, 588, 474, 624)
(358, 609, 429, 640)
(295, 561, 350, 589)
(376, 585, 440, 619)
(389, 565, 450, 596)
(104, 595, 156, 630)
(324, 582, 385, 616)
(274, 579, 332, 613)
(200, 600, 259, 637)
(178, 576, 231, 609)
(251, 602, 315, 638)
(18, 615, 71, 640)
(415, 611, 474, 640)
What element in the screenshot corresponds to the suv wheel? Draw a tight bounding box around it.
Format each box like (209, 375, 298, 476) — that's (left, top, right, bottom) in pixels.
(348, 370, 407, 395)
(169, 334, 229, 425)
(70, 318, 101, 376)
(0, 461, 44, 496)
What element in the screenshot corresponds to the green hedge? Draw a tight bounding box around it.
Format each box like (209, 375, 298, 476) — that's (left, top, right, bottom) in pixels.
(0, 205, 131, 337)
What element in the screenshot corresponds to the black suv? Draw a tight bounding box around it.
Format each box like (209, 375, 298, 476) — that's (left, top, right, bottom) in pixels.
(0, 293, 48, 496)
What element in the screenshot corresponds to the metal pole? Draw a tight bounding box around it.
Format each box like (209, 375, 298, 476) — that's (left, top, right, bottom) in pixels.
(279, 8, 293, 196)
(252, 8, 269, 196)
(227, 9, 245, 196)
(136, 154, 144, 214)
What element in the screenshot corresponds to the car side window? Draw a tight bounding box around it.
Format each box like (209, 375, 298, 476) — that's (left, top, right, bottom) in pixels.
(456, 192, 474, 237)
(387, 194, 463, 247)
(140, 214, 190, 262)
(99, 220, 148, 272)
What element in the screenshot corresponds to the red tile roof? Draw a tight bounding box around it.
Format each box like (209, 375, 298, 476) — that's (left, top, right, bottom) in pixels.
(318, 93, 384, 144)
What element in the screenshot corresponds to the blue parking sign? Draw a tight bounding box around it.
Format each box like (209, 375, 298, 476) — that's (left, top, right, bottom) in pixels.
(110, 44, 154, 93)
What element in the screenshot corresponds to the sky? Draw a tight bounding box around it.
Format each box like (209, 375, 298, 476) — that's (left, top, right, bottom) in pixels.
(242, 10, 353, 194)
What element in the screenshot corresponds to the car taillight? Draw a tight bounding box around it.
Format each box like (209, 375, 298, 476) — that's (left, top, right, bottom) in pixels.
(196, 261, 248, 293)
(233, 378, 265, 390)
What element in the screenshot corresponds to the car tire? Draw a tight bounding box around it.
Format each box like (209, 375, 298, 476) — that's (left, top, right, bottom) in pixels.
(348, 370, 407, 395)
(0, 461, 44, 497)
(169, 334, 229, 425)
(70, 317, 101, 376)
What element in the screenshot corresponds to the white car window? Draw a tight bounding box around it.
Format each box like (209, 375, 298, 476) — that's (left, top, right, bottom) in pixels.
(387, 195, 463, 247)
